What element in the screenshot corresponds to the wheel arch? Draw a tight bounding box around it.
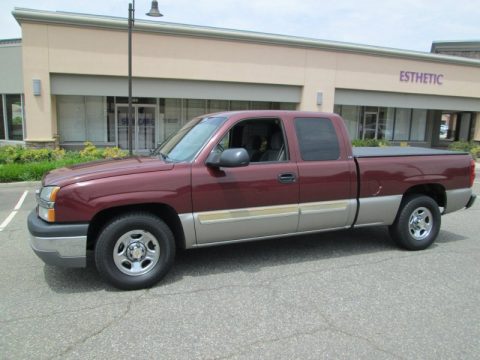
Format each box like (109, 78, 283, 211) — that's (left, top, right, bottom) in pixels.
(87, 203, 186, 250)
(402, 183, 446, 208)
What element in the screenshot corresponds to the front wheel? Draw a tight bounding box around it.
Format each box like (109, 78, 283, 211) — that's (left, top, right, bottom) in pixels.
(389, 195, 441, 251)
(95, 212, 175, 290)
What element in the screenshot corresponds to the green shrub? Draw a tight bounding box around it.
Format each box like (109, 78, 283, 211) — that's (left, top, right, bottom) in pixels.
(0, 159, 80, 182)
(102, 146, 127, 159)
(0, 145, 67, 164)
(448, 141, 480, 160)
(471, 146, 480, 160)
(0, 145, 23, 164)
(79, 141, 102, 159)
(351, 139, 390, 147)
(448, 141, 472, 152)
(0, 142, 128, 182)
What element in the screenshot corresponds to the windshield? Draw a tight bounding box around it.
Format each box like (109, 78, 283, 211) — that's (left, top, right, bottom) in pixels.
(154, 116, 227, 162)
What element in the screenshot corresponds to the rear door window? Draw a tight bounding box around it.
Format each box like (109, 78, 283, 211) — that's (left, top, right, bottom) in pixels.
(294, 117, 340, 161)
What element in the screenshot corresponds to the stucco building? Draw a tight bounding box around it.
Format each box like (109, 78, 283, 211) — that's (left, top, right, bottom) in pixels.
(1, 8, 479, 152)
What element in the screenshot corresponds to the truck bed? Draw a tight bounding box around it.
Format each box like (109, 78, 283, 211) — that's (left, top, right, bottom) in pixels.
(352, 146, 468, 158)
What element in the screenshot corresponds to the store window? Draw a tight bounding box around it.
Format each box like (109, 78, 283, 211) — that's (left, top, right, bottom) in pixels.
(337, 105, 360, 139)
(0, 96, 4, 139)
(207, 100, 229, 113)
(250, 101, 271, 110)
(230, 101, 249, 111)
(393, 108, 411, 141)
(335, 105, 427, 142)
(107, 97, 116, 143)
(186, 99, 206, 120)
(164, 98, 183, 139)
(5, 95, 24, 140)
(57, 95, 107, 143)
(379, 107, 395, 141)
(410, 109, 427, 141)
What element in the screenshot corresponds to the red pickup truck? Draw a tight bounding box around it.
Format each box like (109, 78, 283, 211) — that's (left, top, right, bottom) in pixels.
(28, 111, 476, 290)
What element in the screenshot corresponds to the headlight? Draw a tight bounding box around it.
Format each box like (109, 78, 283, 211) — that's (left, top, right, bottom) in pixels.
(36, 186, 60, 222)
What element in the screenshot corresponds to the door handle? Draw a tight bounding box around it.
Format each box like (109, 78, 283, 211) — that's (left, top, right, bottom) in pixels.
(278, 172, 297, 184)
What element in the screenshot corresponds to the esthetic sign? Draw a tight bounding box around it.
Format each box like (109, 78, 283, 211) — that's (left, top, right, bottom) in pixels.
(400, 71, 444, 85)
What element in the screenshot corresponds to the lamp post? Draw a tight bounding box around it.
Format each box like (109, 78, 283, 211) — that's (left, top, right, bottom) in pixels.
(128, 1, 163, 156)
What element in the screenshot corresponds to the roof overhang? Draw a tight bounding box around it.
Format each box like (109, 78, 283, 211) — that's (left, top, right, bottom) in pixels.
(12, 7, 480, 68)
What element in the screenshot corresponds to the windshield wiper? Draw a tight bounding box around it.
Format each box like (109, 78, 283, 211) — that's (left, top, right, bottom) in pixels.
(159, 152, 173, 162)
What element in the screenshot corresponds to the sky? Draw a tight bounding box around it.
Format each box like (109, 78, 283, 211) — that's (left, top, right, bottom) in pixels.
(1, 0, 479, 52)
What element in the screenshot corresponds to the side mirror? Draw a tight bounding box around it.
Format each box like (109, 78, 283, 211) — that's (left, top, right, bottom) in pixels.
(206, 148, 250, 168)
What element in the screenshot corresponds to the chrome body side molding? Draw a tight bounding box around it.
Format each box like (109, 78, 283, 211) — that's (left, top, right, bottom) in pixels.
(354, 195, 402, 227)
(191, 226, 349, 249)
(181, 199, 357, 248)
(194, 204, 299, 245)
(298, 199, 357, 232)
(179, 213, 197, 249)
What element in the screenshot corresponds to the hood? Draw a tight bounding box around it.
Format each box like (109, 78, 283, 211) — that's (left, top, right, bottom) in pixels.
(43, 156, 174, 187)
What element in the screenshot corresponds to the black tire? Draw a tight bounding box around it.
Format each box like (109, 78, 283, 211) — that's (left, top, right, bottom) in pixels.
(95, 212, 175, 290)
(389, 195, 441, 251)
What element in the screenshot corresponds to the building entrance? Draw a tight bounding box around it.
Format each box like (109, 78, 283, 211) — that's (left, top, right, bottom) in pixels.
(116, 105, 156, 153)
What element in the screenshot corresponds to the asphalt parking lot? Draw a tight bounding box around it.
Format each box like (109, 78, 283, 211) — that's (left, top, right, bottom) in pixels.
(1, 179, 479, 359)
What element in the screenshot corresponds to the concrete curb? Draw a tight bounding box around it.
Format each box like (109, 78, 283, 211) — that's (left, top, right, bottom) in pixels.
(0, 181, 41, 188)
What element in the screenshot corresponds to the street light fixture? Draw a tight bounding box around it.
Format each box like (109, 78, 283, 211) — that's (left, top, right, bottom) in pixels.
(128, 1, 163, 156)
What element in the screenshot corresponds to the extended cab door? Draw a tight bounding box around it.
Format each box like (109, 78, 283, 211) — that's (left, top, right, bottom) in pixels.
(291, 115, 357, 232)
(191, 116, 299, 245)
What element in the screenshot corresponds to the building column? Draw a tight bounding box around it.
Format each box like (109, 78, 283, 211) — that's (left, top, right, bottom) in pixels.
(22, 23, 56, 148)
(298, 50, 336, 112)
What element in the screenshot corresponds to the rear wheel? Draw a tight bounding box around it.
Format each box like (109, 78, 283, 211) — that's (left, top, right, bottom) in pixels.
(389, 195, 441, 250)
(95, 212, 175, 290)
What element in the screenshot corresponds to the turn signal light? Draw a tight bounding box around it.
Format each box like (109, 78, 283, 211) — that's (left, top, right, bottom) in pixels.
(47, 209, 56, 222)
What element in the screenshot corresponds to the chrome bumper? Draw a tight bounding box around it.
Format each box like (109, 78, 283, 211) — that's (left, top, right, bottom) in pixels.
(27, 210, 88, 268)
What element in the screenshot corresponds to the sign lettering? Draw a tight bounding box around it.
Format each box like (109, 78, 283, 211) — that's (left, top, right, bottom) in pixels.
(399, 71, 444, 85)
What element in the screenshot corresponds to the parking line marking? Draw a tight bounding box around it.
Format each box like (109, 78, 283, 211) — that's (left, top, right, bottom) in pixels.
(14, 190, 29, 210)
(0, 190, 28, 232)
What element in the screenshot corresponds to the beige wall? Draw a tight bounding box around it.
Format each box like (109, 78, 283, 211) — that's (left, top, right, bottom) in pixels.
(20, 22, 480, 141)
(22, 24, 56, 142)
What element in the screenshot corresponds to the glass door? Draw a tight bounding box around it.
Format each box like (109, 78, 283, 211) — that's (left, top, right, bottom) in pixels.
(116, 105, 157, 153)
(136, 106, 156, 152)
(117, 106, 129, 150)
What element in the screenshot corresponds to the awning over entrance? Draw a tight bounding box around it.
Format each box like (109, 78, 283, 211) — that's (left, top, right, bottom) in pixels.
(335, 89, 480, 112)
(50, 74, 302, 103)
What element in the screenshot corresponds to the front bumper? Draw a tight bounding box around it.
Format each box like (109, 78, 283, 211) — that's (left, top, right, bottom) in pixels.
(27, 210, 89, 268)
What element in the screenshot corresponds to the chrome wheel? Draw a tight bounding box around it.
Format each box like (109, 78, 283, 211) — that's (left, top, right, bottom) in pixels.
(408, 207, 433, 241)
(113, 230, 160, 276)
